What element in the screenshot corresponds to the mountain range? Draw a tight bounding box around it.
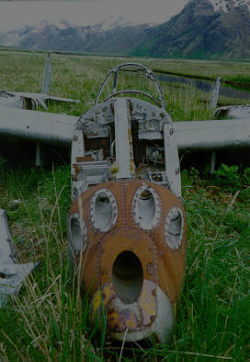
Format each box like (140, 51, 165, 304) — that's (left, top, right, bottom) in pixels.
(0, 0, 250, 59)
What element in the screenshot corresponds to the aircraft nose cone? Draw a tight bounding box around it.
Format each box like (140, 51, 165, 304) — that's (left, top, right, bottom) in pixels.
(89, 228, 173, 342)
(68, 179, 186, 343)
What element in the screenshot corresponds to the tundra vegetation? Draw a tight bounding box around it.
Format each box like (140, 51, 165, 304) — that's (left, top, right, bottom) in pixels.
(0, 49, 249, 361)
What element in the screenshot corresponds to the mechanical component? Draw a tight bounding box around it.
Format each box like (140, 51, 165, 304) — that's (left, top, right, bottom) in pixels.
(90, 188, 118, 232)
(164, 207, 184, 250)
(68, 213, 88, 255)
(132, 185, 161, 231)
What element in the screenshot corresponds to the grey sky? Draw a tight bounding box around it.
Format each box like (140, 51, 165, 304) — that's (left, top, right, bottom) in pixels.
(0, 0, 188, 32)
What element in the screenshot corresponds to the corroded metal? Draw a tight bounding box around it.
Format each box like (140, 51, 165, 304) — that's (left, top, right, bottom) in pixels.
(214, 104, 250, 119)
(68, 63, 187, 343)
(0, 209, 38, 307)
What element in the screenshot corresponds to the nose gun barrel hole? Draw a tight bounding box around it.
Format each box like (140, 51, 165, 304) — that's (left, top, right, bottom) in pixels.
(112, 251, 143, 304)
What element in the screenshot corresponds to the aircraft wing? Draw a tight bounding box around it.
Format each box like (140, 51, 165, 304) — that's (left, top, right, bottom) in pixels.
(7, 91, 80, 104)
(140, 118, 250, 151)
(0, 90, 80, 110)
(0, 105, 78, 145)
(174, 119, 250, 151)
(0, 105, 249, 150)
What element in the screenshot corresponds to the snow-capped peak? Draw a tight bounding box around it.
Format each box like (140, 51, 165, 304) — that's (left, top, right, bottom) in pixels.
(209, 0, 250, 13)
(91, 15, 152, 32)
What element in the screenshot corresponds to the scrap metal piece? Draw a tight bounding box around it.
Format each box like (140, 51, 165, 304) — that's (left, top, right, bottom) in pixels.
(0, 91, 24, 109)
(210, 76, 220, 110)
(42, 52, 52, 95)
(214, 104, 250, 119)
(0, 209, 38, 307)
(114, 98, 135, 179)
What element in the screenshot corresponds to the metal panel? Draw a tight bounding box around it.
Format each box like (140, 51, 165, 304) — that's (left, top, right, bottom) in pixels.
(42, 52, 52, 95)
(0, 209, 38, 307)
(114, 98, 135, 179)
(163, 122, 181, 198)
(210, 76, 220, 110)
(175, 119, 250, 151)
(140, 119, 250, 151)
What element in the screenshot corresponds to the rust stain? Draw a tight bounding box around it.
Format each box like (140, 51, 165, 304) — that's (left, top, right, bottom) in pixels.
(108, 308, 138, 332)
(76, 156, 94, 162)
(138, 280, 157, 326)
(73, 163, 80, 175)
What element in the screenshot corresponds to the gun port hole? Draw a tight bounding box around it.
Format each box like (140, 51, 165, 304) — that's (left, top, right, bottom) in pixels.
(112, 251, 143, 304)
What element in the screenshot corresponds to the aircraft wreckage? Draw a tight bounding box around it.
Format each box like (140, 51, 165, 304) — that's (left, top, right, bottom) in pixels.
(0, 52, 80, 110)
(0, 62, 250, 344)
(0, 209, 38, 308)
(68, 63, 186, 343)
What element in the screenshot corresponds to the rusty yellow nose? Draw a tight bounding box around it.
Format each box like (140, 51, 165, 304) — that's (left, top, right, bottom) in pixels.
(89, 229, 173, 342)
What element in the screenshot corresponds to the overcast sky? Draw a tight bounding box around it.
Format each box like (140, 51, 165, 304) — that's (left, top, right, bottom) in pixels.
(0, 0, 188, 32)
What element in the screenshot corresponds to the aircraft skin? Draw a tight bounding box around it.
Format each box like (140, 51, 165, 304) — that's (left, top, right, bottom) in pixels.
(67, 63, 187, 343)
(68, 179, 186, 342)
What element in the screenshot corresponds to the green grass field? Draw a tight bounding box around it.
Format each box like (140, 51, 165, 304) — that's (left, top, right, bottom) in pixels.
(0, 49, 249, 361)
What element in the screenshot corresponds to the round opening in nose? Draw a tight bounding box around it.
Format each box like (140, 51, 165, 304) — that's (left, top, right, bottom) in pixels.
(112, 251, 143, 304)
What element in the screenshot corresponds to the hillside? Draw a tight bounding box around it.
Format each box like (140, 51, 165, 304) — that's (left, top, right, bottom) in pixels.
(132, 0, 250, 59)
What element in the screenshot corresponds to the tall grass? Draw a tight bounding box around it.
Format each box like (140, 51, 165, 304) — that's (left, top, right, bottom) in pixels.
(0, 166, 103, 361)
(1, 164, 249, 361)
(0, 50, 216, 119)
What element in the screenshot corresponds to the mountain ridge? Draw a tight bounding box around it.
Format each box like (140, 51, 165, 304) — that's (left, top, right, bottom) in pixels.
(0, 0, 250, 59)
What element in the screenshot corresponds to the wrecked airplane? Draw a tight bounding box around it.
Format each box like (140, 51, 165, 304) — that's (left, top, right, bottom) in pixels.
(67, 63, 187, 343)
(0, 52, 80, 110)
(0, 61, 250, 344)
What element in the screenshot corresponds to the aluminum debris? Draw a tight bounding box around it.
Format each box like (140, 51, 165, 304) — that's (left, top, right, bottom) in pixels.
(42, 52, 52, 95)
(210, 76, 220, 110)
(0, 209, 38, 307)
(214, 104, 250, 119)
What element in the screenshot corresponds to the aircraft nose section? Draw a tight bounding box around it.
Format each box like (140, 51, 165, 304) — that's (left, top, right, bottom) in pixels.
(68, 179, 186, 343)
(89, 228, 173, 342)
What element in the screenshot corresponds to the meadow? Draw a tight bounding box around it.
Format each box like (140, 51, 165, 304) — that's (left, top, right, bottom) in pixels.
(0, 49, 249, 361)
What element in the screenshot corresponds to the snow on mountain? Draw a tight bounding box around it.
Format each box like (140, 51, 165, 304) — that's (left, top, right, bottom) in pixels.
(209, 0, 250, 12)
(54, 15, 149, 33)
